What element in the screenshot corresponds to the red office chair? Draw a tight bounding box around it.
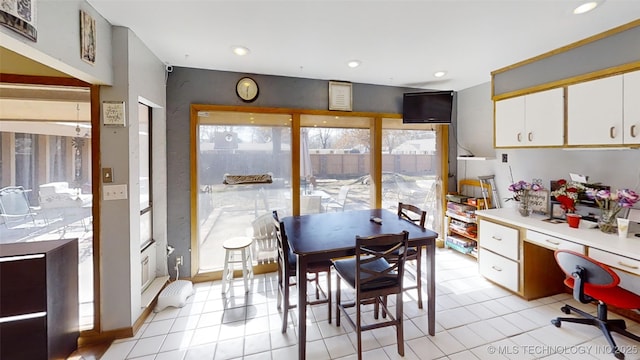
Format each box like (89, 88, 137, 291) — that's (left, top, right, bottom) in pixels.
(551, 249, 640, 359)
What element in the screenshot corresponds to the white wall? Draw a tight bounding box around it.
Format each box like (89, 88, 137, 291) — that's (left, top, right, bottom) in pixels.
(0, 0, 113, 84)
(456, 82, 640, 210)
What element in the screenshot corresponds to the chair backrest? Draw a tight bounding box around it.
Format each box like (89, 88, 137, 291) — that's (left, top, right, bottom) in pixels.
(273, 211, 294, 274)
(397, 202, 426, 228)
(300, 195, 322, 214)
(355, 231, 409, 291)
(251, 212, 278, 264)
(0, 186, 32, 219)
(337, 186, 350, 203)
(554, 249, 619, 303)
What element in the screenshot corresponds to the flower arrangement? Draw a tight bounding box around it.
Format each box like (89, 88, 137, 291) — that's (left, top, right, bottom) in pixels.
(585, 188, 640, 233)
(507, 180, 544, 202)
(507, 180, 544, 216)
(550, 179, 586, 213)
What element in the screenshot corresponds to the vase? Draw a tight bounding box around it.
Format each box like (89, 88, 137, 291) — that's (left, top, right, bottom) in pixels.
(598, 210, 618, 234)
(517, 190, 532, 216)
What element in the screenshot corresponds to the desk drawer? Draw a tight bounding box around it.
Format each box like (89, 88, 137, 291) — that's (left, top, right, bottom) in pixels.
(479, 220, 519, 261)
(479, 248, 519, 293)
(526, 230, 585, 254)
(589, 248, 640, 276)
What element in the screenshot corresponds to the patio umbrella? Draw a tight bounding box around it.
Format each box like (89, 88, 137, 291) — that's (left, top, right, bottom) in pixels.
(301, 128, 313, 191)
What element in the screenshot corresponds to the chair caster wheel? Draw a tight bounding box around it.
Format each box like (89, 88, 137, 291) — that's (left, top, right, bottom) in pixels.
(561, 306, 570, 314)
(614, 350, 625, 359)
(551, 319, 561, 328)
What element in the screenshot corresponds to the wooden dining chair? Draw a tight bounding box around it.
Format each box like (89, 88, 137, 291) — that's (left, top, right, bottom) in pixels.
(396, 202, 426, 309)
(272, 211, 332, 333)
(332, 231, 409, 360)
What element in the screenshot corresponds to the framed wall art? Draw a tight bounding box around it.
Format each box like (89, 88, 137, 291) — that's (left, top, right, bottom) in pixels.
(528, 189, 549, 215)
(0, 0, 37, 41)
(103, 101, 126, 127)
(80, 10, 96, 64)
(328, 81, 352, 111)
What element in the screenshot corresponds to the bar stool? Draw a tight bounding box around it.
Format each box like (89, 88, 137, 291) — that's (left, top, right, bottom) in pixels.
(221, 236, 254, 294)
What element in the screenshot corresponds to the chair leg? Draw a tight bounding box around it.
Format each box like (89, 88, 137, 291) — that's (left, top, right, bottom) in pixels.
(276, 266, 283, 310)
(396, 291, 405, 357)
(335, 275, 341, 327)
(356, 295, 362, 360)
(415, 250, 423, 309)
(327, 269, 332, 324)
(281, 274, 289, 333)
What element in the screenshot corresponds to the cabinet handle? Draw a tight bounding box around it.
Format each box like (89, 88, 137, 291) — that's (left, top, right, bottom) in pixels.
(491, 265, 503, 272)
(491, 236, 502, 241)
(517, 133, 522, 142)
(528, 132, 533, 142)
(631, 125, 638, 138)
(545, 239, 560, 246)
(617, 261, 639, 270)
(610, 126, 616, 139)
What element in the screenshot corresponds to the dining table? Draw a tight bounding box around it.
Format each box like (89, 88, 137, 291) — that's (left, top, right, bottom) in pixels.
(282, 208, 439, 360)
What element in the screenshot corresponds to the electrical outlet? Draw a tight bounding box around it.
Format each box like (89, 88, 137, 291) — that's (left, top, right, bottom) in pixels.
(176, 256, 183, 267)
(502, 153, 508, 163)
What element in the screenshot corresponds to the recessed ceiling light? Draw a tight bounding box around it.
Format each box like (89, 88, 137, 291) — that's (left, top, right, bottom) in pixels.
(232, 46, 250, 56)
(573, 1, 599, 14)
(347, 60, 361, 68)
(434, 71, 447, 78)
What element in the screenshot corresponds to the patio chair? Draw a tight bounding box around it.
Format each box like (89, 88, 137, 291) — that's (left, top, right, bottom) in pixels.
(326, 185, 350, 212)
(273, 211, 332, 333)
(332, 231, 409, 360)
(300, 195, 322, 214)
(0, 186, 47, 229)
(250, 212, 277, 264)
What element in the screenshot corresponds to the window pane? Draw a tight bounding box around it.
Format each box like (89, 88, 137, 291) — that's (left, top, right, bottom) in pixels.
(381, 120, 442, 233)
(197, 111, 292, 271)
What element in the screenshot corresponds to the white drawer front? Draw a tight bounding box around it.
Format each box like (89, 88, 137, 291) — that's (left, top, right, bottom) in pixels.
(526, 230, 585, 254)
(479, 249, 519, 293)
(479, 220, 519, 260)
(589, 248, 640, 276)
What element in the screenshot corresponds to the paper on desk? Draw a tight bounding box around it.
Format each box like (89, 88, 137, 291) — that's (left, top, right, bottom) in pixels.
(569, 173, 588, 183)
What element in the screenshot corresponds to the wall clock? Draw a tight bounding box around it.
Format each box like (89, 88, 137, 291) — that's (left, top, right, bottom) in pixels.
(236, 77, 259, 102)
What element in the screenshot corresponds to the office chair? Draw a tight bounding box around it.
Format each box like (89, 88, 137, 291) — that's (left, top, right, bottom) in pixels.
(551, 249, 640, 359)
(272, 211, 332, 333)
(333, 231, 409, 360)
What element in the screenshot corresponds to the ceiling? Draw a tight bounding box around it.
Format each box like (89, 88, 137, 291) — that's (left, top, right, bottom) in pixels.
(86, 0, 640, 91)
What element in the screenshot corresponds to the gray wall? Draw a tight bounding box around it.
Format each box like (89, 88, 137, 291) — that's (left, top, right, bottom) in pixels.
(166, 68, 438, 276)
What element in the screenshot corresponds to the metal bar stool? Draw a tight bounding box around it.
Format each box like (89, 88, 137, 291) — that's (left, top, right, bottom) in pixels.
(221, 236, 254, 294)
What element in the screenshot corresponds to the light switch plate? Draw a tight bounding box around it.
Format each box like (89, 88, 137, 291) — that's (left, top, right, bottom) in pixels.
(102, 168, 113, 183)
(104, 184, 127, 200)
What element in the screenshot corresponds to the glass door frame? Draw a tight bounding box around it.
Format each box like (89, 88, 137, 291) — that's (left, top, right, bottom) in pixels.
(189, 104, 449, 279)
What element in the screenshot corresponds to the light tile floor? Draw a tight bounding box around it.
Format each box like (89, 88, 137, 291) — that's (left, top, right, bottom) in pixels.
(102, 248, 640, 360)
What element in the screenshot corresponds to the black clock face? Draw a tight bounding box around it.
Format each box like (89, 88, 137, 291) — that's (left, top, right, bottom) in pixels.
(236, 77, 259, 102)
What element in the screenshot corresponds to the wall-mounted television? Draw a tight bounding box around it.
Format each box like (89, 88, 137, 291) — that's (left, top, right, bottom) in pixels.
(402, 90, 454, 124)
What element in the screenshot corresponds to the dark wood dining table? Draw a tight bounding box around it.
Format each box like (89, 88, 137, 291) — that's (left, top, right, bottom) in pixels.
(282, 208, 438, 360)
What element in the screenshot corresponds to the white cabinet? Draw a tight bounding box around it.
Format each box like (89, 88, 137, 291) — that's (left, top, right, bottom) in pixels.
(495, 88, 564, 147)
(478, 220, 520, 293)
(568, 74, 623, 145)
(624, 70, 640, 145)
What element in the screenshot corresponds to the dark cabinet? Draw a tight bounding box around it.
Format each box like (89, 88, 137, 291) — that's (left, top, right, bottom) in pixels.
(0, 238, 79, 360)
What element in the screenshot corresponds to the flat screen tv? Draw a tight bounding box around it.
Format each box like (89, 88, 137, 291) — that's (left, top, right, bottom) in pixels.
(402, 90, 454, 124)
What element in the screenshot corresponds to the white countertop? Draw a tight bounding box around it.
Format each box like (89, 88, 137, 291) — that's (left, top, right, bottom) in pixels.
(476, 208, 640, 261)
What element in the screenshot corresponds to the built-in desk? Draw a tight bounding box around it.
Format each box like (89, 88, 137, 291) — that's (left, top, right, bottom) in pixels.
(475, 209, 640, 306)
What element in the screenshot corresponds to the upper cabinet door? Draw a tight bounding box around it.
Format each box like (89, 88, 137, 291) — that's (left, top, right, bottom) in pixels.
(525, 88, 564, 146)
(624, 70, 640, 145)
(568, 75, 623, 145)
(495, 96, 525, 147)
(495, 88, 564, 148)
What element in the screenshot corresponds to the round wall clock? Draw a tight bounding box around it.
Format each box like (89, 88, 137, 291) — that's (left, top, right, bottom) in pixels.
(236, 77, 259, 102)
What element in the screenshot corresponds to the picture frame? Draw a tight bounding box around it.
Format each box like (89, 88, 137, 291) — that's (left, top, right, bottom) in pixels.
(103, 101, 126, 127)
(528, 189, 550, 215)
(0, 0, 37, 41)
(328, 81, 352, 111)
(627, 208, 640, 223)
(80, 10, 96, 64)
(550, 202, 566, 220)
